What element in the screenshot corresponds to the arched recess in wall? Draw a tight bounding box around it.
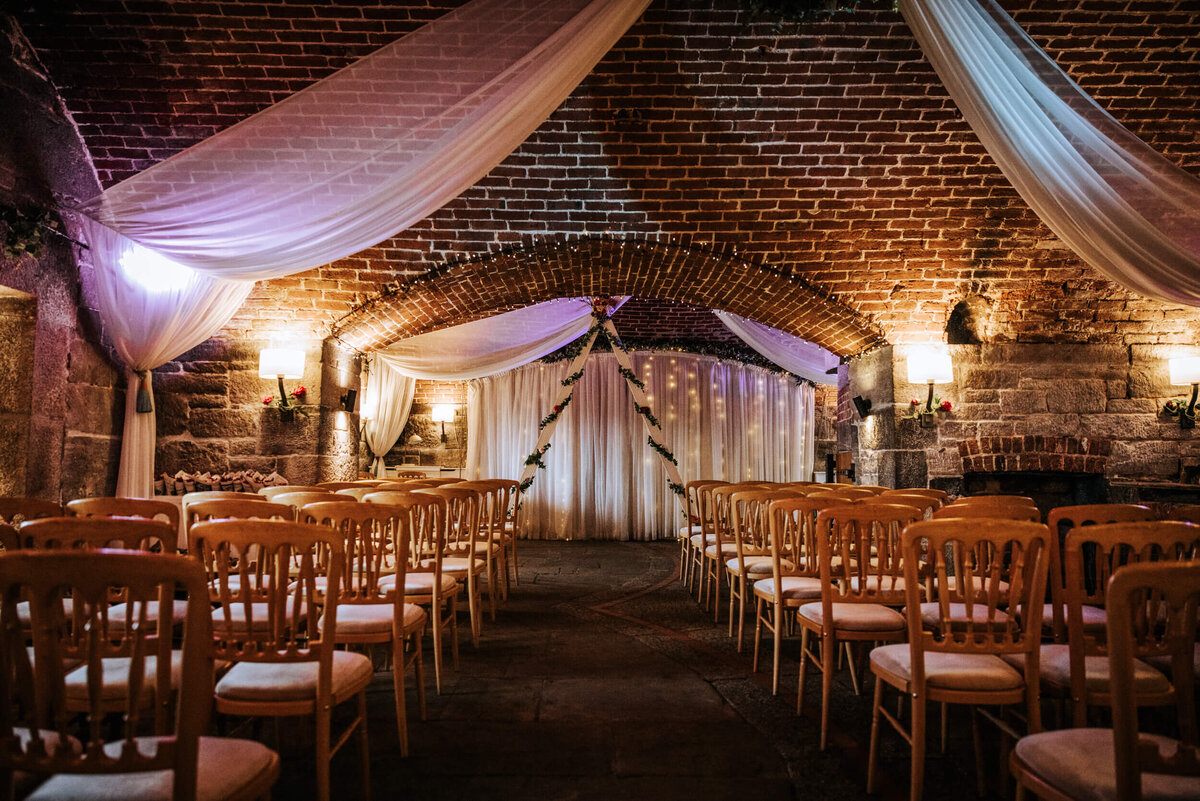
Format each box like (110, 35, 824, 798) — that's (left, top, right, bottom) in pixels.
(331, 236, 888, 355)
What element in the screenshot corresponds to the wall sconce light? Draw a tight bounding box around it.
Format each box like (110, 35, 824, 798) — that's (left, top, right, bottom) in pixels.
(431, 404, 455, 443)
(852, 395, 872, 419)
(259, 348, 304, 422)
(1166, 357, 1200, 428)
(907, 346, 953, 428)
(340, 388, 357, 412)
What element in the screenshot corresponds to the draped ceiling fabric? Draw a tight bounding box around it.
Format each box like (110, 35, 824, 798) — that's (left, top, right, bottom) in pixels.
(467, 353, 816, 540)
(376, 297, 627, 380)
(72, 0, 651, 497)
(361, 358, 417, 478)
(714, 311, 839, 385)
(901, 0, 1200, 306)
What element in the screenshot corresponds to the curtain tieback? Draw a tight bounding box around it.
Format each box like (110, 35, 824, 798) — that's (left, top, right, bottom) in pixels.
(135, 370, 154, 414)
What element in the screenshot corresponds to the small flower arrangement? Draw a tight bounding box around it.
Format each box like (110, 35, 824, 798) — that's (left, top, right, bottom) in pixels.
(909, 395, 952, 422)
(263, 385, 308, 419)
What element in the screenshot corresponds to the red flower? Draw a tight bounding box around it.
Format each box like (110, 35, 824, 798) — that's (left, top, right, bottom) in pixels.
(910, 398, 920, 406)
(290, 385, 306, 398)
(940, 400, 952, 412)
(553, 404, 562, 413)
(262, 395, 273, 405)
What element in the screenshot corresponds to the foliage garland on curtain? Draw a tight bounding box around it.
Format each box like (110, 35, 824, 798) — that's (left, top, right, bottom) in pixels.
(517, 298, 686, 503)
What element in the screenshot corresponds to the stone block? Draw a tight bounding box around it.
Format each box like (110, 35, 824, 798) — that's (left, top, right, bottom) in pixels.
(1105, 380, 1127, 399)
(0, 415, 27, 495)
(1105, 398, 1158, 414)
(187, 394, 227, 409)
(894, 449, 926, 489)
(1079, 414, 1160, 441)
(1045, 380, 1108, 414)
(959, 365, 1018, 390)
(999, 389, 1047, 415)
(61, 433, 120, 499)
(958, 402, 1001, 421)
(24, 419, 62, 499)
(257, 408, 320, 455)
(925, 446, 963, 477)
(228, 369, 268, 405)
(154, 369, 227, 397)
(1012, 413, 1082, 437)
(188, 408, 260, 439)
(155, 438, 230, 476)
(1110, 440, 1179, 479)
(277, 454, 319, 485)
(964, 389, 999, 404)
(154, 391, 189, 436)
(64, 383, 121, 435)
(977, 421, 1017, 438)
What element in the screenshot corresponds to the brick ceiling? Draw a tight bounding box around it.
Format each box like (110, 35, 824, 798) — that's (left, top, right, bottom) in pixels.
(13, 0, 1200, 353)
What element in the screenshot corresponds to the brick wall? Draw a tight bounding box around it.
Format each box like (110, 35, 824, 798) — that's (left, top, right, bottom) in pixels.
(13, 0, 1200, 351)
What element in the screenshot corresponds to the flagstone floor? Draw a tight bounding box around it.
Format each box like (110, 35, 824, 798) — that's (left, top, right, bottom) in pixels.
(269, 540, 987, 801)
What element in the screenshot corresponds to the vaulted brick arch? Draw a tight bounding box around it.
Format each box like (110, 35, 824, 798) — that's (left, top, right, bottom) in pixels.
(333, 236, 887, 356)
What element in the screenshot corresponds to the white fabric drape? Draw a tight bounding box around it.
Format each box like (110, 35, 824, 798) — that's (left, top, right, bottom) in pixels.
(901, 0, 1200, 306)
(362, 358, 417, 477)
(74, 0, 648, 497)
(83, 219, 255, 497)
(714, 311, 838, 385)
(467, 352, 815, 540)
(376, 297, 626, 380)
(78, 0, 651, 280)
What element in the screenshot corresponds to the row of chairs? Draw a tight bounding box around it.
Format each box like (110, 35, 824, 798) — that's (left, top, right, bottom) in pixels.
(0, 478, 523, 801)
(676, 482, 1200, 800)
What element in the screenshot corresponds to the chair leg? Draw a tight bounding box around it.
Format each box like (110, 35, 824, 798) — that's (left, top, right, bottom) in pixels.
(413, 630, 427, 721)
(431, 604, 444, 694)
(357, 691, 372, 801)
(910, 695, 927, 801)
(752, 596, 764, 674)
(449, 596, 460, 670)
(316, 705, 332, 801)
(735, 577, 748, 652)
(727, 573, 737, 637)
(797, 626, 810, 715)
(820, 633, 835, 750)
(867, 677, 885, 794)
(509, 536, 519, 587)
(466, 574, 481, 648)
(846, 641, 861, 696)
(392, 636, 409, 756)
(771, 601, 783, 696)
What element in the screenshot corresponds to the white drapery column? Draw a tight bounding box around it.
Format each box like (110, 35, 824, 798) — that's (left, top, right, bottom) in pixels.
(901, 0, 1200, 306)
(467, 352, 815, 540)
(361, 358, 417, 477)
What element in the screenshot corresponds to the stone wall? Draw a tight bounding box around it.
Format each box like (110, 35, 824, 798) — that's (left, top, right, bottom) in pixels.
(845, 343, 1200, 489)
(0, 15, 121, 502)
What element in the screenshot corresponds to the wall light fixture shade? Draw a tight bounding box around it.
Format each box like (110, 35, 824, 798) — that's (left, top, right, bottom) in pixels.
(1169, 356, 1200, 386)
(431, 404, 455, 423)
(906, 347, 954, 385)
(258, 348, 304, 379)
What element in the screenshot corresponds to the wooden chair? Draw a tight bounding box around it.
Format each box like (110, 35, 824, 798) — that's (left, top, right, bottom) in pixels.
(270, 491, 341, 511)
(366, 490, 461, 694)
(1048, 521, 1200, 728)
(808, 487, 877, 501)
(798, 503, 921, 748)
(490, 478, 521, 591)
(934, 503, 1041, 522)
(954, 494, 1037, 506)
(882, 487, 949, 504)
(66, 497, 182, 550)
(867, 518, 1050, 801)
(181, 491, 266, 542)
(414, 486, 486, 648)
(725, 488, 804, 651)
(258, 485, 327, 501)
(683, 480, 725, 598)
(336, 487, 383, 501)
(854, 485, 891, 495)
(420, 478, 464, 487)
(0, 549, 280, 801)
(1011, 560, 1200, 801)
(184, 498, 294, 554)
(0, 497, 61, 527)
(702, 482, 762, 619)
(753, 495, 850, 694)
(194, 519, 372, 801)
(866, 492, 940, 518)
(455, 480, 508, 606)
(301, 501, 426, 755)
(1167, 504, 1200, 524)
(680, 480, 724, 590)
(315, 481, 369, 491)
(395, 470, 427, 479)
(1044, 504, 1156, 642)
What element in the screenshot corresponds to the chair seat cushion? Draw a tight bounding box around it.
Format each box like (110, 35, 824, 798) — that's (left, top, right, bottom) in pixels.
(423, 556, 485, 576)
(1019, 644, 1171, 695)
(1147, 643, 1200, 681)
(322, 603, 426, 636)
(379, 572, 460, 597)
(16, 598, 72, 626)
(64, 652, 184, 703)
(797, 602, 906, 632)
(871, 644, 1024, 692)
(704, 543, 739, 558)
(215, 650, 373, 704)
(918, 602, 1010, 630)
(679, 524, 703, 537)
(1043, 603, 1107, 635)
(1013, 728, 1200, 801)
(104, 600, 191, 631)
(211, 603, 273, 635)
(27, 735, 279, 801)
(690, 533, 717, 547)
(13, 727, 81, 799)
(848, 575, 908, 596)
(753, 576, 823, 602)
(725, 555, 776, 576)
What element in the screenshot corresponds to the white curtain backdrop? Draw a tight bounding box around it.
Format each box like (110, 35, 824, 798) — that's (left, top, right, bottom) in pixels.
(361, 358, 417, 477)
(901, 0, 1200, 306)
(467, 352, 815, 540)
(377, 297, 626, 380)
(72, 0, 649, 497)
(715, 310, 838, 385)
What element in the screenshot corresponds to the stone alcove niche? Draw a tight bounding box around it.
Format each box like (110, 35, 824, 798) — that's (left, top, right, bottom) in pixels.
(0, 285, 36, 495)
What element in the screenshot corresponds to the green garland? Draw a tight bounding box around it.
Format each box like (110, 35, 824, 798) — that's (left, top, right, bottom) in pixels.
(560, 369, 584, 388)
(539, 393, 574, 430)
(667, 480, 686, 497)
(616, 364, 645, 390)
(632, 402, 660, 429)
(523, 443, 551, 469)
(647, 436, 679, 467)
